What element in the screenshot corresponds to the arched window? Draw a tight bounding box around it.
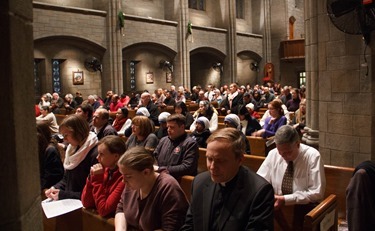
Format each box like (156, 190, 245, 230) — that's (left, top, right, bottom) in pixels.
(236, 0, 244, 19)
(188, 0, 205, 11)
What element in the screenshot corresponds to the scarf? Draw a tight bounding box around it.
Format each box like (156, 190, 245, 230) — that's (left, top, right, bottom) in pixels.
(64, 132, 98, 170)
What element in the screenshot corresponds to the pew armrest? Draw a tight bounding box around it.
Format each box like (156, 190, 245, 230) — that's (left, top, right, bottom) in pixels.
(304, 194, 338, 231)
(180, 175, 194, 202)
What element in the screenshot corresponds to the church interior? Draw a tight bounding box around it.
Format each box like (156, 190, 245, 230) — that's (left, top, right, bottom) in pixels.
(1, 0, 375, 230)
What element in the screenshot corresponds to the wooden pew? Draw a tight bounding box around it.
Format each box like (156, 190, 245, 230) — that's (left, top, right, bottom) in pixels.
(55, 114, 67, 125)
(324, 165, 354, 221)
(188, 103, 199, 112)
(247, 136, 266, 156)
(303, 194, 338, 231)
(82, 208, 115, 231)
(128, 109, 136, 118)
(246, 136, 275, 156)
(218, 115, 225, 123)
(198, 148, 207, 173)
(43, 208, 82, 231)
(180, 175, 194, 202)
(217, 122, 226, 130)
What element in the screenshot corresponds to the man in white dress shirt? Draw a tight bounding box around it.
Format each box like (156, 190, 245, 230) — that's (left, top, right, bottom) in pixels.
(257, 125, 326, 230)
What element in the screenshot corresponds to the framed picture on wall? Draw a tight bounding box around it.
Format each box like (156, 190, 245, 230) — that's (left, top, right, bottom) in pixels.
(146, 72, 154, 84)
(166, 72, 172, 83)
(73, 71, 84, 85)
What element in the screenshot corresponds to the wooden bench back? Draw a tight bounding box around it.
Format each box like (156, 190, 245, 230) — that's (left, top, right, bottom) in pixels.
(324, 165, 354, 220)
(180, 175, 194, 202)
(218, 115, 225, 123)
(188, 103, 199, 112)
(247, 136, 266, 156)
(55, 114, 67, 125)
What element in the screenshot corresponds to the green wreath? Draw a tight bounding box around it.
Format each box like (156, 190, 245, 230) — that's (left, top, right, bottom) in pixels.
(118, 11, 125, 28)
(187, 21, 193, 34)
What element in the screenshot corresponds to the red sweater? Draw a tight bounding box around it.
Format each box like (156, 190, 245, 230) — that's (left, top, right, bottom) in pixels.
(81, 167, 125, 217)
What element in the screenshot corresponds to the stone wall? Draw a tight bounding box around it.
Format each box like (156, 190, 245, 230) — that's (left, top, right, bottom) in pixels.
(306, 0, 375, 167)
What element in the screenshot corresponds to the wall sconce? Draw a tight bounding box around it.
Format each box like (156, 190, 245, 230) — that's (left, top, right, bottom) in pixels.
(250, 62, 259, 72)
(160, 60, 173, 73)
(212, 62, 223, 73)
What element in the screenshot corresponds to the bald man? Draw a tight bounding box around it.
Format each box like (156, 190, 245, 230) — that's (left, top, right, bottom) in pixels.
(140, 92, 160, 125)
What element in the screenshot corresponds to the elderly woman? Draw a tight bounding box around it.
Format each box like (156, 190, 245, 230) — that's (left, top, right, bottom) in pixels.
(81, 135, 126, 217)
(126, 116, 158, 150)
(190, 100, 218, 132)
(224, 114, 251, 154)
(45, 115, 98, 200)
(190, 116, 211, 148)
(64, 93, 77, 112)
(252, 99, 287, 138)
(115, 146, 189, 230)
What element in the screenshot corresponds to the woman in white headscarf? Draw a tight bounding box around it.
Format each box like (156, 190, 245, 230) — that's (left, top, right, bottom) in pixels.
(224, 114, 251, 154)
(190, 100, 218, 132)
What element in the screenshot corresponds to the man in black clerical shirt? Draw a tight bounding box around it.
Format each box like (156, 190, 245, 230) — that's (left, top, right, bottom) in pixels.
(180, 127, 274, 231)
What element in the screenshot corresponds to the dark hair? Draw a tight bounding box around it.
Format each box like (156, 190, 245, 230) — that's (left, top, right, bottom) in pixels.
(121, 107, 129, 117)
(98, 135, 126, 155)
(41, 106, 50, 112)
(174, 101, 188, 115)
(167, 114, 186, 126)
(77, 104, 94, 120)
(36, 120, 59, 165)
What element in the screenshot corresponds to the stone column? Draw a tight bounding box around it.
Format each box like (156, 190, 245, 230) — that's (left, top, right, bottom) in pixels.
(0, 0, 43, 230)
(177, 0, 191, 89)
(302, 0, 319, 149)
(227, 0, 237, 83)
(104, 0, 123, 94)
(263, 0, 272, 63)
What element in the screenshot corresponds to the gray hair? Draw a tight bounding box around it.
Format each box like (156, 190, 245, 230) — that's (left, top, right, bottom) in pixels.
(274, 125, 300, 145)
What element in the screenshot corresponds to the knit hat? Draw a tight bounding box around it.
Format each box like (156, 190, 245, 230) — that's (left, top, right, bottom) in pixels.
(196, 116, 210, 129)
(136, 107, 150, 117)
(224, 114, 241, 130)
(245, 103, 255, 111)
(158, 112, 171, 123)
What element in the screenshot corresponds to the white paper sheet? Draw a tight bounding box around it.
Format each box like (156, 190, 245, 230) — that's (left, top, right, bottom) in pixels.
(41, 198, 83, 218)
